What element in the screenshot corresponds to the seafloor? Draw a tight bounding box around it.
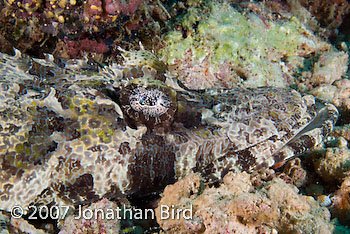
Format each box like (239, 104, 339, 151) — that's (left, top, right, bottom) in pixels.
(0, 0, 350, 233)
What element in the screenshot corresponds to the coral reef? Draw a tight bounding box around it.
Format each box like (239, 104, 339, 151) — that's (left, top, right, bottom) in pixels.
(0, 0, 171, 59)
(1, 0, 350, 233)
(305, 51, 349, 120)
(301, 127, 350, 228)
(330, 124, 350, 141)
(156, 172, 334, 234)
(277, 158, 308, 187)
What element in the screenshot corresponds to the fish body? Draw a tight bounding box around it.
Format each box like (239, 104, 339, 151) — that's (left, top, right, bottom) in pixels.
(0, 50, 338, 212)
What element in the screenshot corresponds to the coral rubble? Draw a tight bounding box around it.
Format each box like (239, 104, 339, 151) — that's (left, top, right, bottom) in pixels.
(58, 199, 122, 234)
(156, 172, 333, 234)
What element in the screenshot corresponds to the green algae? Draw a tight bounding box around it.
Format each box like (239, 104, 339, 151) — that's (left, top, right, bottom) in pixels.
(160, 2, 327, 88)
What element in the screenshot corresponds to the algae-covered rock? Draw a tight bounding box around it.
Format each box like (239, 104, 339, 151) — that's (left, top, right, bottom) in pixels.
(159, 2, 331, 89)
(310, 51, 348, 86)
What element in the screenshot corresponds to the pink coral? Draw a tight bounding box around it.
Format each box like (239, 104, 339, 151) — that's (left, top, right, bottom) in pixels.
(121, 0, 147, 15)
(62, 38, 110, 58)
(104, 0, 147, 15)
(105, 0, 123, 15)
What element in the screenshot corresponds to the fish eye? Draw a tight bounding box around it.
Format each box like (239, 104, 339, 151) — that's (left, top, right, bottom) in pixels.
(120, 81, 177, 129)
(129, 87, 171, 117)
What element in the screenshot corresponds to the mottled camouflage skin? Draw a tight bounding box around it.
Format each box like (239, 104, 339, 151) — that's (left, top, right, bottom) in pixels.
(0, 50, 338, 212)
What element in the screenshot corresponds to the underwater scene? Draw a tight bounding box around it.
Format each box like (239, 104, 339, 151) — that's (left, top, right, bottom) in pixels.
(0, 0, 350, 233)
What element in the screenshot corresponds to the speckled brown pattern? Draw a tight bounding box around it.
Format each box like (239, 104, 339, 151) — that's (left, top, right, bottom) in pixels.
(0, 49, 338, 212)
